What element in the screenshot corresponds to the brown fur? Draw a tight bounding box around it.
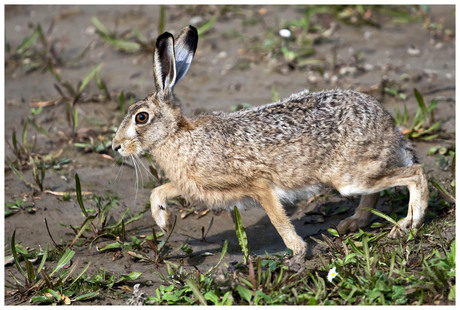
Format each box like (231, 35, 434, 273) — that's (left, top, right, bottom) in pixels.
(112, 26, 429, 255)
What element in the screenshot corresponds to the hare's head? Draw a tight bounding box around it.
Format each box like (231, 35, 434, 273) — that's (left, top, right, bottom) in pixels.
(112, 26, 198, 156)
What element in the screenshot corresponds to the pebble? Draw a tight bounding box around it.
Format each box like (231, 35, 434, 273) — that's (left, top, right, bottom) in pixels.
(217, 51, 227, 59)
(407, 45, 421, 56)
(190, 16, 204, 25)
(435, 42, 443, 49)
(339, 66, 357, 76)
(363, 31, 373, 40)
(363, 63, 374, 71)
(85, 26, 96, 35)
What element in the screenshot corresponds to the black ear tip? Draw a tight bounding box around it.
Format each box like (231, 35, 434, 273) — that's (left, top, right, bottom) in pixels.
(157, 31, 173, 41)
(188, 25, 198, 35)
(182, 25, 199, 52)
(156, 31, 174, 49)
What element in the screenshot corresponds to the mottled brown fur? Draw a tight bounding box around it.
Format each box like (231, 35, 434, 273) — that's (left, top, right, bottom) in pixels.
(112, 26, 429, 255)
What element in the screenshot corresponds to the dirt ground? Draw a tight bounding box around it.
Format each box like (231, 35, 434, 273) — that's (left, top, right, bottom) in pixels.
(3, 5, 455, 305)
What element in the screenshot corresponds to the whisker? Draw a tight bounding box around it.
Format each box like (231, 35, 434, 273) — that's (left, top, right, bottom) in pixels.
(138, 156, 146, 188)
(133, 155, 145, 190)
(136, 154, 155, 179)
(113, 156, 124, 183)
(130, 155, 139, 200)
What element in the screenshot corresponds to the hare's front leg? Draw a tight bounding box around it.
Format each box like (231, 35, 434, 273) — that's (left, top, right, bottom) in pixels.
(253, 181, 307, 255)
(150, 183, 181, 233)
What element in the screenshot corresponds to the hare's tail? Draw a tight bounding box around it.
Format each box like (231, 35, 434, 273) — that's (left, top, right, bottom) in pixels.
(399, 138, 418, 167)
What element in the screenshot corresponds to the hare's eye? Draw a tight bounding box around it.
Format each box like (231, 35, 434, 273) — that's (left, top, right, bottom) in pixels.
(135, 112, 149, 124)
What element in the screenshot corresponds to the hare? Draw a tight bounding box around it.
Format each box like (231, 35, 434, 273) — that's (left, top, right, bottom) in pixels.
(112, 25, 428, 256)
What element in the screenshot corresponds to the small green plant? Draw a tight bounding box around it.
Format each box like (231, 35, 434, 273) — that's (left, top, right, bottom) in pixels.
(92, 16, 142, 53)
(146, 240, 229, 305)
(124, 218, 178, 265)
(271, 86, 281, 102)
(4, 199, 34, 217)
(64, 173, 145, 247)
(313, 226, 456, 305)
(48, 62, 105, 135)
(7, 231, 97, 304)
(394, 88, 440, 140)
(7, 122, 36, 169)
(30, 156, 46, 192)
(7, 23, 59, 73)
(385, 85, 407, 100)
(74, 134, 114, 154)
(234, 206, 249, 264)
(421, 239, 455, 301)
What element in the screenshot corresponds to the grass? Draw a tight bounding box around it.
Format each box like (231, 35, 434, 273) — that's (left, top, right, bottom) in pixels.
(7, 232, 98, 304)
(393, 89, 441, 141)
(244, 5, 425, 71)
(134, 209, 455, 305)
(60, 174, 147, 248)
(91, 6, 218, 55)
(9, 218, 453, 305)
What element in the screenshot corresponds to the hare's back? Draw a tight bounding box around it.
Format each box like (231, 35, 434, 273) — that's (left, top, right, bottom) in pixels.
(233, 89, 397, 145)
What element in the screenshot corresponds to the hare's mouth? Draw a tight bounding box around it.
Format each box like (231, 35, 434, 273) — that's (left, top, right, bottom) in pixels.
(114, 141, 143, 157)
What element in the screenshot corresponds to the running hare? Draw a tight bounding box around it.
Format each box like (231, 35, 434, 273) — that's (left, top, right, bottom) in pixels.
(112, 25, 428, 255)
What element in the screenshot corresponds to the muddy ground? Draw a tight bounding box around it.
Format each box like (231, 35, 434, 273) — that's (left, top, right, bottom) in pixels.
(3, 5, 456, 305)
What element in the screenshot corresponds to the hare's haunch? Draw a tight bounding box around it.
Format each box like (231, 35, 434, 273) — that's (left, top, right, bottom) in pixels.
(113, 26, 428, 255)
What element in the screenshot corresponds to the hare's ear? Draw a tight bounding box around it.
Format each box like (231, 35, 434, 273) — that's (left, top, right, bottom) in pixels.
(153, 32, 176, 95)
(174, 25, 198, 84)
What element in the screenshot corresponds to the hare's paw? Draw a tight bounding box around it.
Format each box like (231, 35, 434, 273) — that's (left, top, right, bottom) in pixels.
(337, 215, 370, 235)
(151, 204, 173, 233)
(388, 218, 415, 238)
(150, 183, 181, 234)
(287, 252, 307, 273)
(286, 235, 307, 256)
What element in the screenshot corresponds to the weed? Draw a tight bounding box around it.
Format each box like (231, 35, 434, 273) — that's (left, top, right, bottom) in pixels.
(7, 23, 58, 73)
(63, 173, 146, 247)
(125, 218, 177, 265)
(385, 84, 407, 100)
(394, 88, 441, 140)
(6, 21, 93, 74)
(271, 86, 281, 102)
(6, 122, 36, 169)
(30, 156, 46, 192)
(197, 15, 218, 36)
(118, 91, 127, 116)
(92, 16, 141, 53)
(234, 206, 249, 264)
(74, 133, 114, 154)
(48, 62, 107, 135)
(141, 204, 455, 305)
(6, 231, 98, 304)
(146, 241, 229, 305)
(158, 5, 166, 34)
(427, 146, 456, 204)
(4, 199, 36, 217)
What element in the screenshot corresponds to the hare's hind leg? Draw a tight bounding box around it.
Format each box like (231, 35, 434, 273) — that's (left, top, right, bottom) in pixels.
(386, 165, 429, 237)
(337, 193, 380, 234)
(252, 181, 307, 255)
(150, 183, 181, 233)
(337, 164, 428, 237)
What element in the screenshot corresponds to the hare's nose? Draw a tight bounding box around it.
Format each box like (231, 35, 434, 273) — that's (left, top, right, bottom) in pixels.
(113, 144, 121, 152)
